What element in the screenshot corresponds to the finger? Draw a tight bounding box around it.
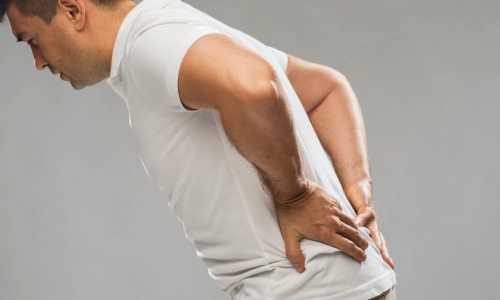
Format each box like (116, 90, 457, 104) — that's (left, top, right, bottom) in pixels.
(334, 200, 343, 210)
(354, 209, 374, 228)
(282, 230, 306, 273)
(334, 215, 369, 250)
(337, 211, 358, 230)
(380, 232, 395, 270)
(330, 234, 367, 262)
(370, 227, 383, 253)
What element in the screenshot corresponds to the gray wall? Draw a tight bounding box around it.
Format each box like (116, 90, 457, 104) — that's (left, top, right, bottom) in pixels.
(1, 0, 499, 299)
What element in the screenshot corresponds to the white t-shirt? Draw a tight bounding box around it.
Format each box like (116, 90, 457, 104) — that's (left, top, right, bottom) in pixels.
(107, 0, 396, 299)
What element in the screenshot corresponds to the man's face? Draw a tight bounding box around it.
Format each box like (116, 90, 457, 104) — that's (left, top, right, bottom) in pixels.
(6, 3, 104, 90)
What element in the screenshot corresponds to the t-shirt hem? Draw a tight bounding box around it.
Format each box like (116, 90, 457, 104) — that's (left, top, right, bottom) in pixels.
(266, 270, 396, 300)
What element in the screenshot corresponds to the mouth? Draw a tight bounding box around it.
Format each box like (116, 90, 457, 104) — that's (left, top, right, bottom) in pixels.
(49, 67, 59, 75)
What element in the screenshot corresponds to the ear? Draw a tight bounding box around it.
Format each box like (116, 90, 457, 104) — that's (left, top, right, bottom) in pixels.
(58, 0, 86, 31)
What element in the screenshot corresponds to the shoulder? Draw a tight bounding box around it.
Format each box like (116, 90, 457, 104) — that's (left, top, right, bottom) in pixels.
(120, 9, 224, 111)
(125, 8, 221, 66)
(178, 33, 277, 110)
(127, 8, 211, 44)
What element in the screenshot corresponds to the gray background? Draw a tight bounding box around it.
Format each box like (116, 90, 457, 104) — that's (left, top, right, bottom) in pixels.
(1, 0, 499, 299)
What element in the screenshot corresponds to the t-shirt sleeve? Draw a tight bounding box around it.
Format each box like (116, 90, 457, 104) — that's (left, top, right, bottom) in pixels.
(268, 46, 289, 73)
(126, 22, 222, 112)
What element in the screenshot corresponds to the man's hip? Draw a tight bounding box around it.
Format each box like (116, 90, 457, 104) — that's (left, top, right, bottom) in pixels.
(368, 285, 397, 300)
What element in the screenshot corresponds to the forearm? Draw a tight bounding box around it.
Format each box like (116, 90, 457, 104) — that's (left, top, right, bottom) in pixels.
(218, 77, 308, 204)
(307, 79, 373, 209)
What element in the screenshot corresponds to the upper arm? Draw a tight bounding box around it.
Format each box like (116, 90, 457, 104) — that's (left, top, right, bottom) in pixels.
(179, 34, 278, 111)
(127, 14, 276, 113)
(284, 53, 347, 113)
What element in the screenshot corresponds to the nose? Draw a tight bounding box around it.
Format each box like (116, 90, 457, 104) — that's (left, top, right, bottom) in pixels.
(30, 45, 48, 71)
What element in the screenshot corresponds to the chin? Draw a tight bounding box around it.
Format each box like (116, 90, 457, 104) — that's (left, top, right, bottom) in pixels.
(69, 79, 90, 90)
(70, 78, 104, 90)
(71, 83, 87, 90)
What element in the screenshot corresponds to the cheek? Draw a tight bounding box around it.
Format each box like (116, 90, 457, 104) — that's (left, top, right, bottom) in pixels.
(35, 43, 57, 65)
(40, 38, 67, 63)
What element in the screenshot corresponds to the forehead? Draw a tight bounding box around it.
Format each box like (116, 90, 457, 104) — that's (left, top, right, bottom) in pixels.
(5, 3, 46, 39)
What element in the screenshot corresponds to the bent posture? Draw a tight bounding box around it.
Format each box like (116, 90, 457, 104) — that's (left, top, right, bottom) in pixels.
(1, 0, 396, 299)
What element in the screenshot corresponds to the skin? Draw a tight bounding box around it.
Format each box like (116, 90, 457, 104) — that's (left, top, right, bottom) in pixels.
(6, 0, 136, 89)
(6, 0, 393, 274)
(288, 56, 396, 269)
(180, 35, 394, 272)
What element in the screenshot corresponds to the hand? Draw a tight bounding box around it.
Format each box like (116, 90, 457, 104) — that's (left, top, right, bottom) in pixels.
(275, 180, 369, 273)
(354, 204, 395, 270)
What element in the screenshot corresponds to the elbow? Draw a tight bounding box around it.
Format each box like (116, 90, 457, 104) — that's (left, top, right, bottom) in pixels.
(329, 68, 350, 90)
(216, 56, 285, 115)
(303, 68, 350, 115)
(238, 66, 282, 109)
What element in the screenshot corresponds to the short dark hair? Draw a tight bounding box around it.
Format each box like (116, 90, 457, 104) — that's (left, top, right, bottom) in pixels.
(0, 0, 123, 24)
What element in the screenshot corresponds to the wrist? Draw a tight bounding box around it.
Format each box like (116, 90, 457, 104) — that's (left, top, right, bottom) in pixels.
(344, 179, 373, 210)
(273, 177, 311, 207)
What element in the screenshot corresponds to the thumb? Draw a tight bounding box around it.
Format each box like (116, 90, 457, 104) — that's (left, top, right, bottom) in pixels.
(283, 230, 305, 273)
(354, 209, 373, 228)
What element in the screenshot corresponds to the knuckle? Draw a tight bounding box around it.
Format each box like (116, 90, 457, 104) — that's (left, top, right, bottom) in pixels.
(347, 241, 358, 252)
(318, 227, 333, 240)
(354, 233, 365, 245)
(332, 206, 341, 215)
(334, 220, 344, 232)
(329, 216, 341, 227)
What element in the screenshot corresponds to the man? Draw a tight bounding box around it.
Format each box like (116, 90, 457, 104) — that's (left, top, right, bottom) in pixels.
(1, 0, 397, 299)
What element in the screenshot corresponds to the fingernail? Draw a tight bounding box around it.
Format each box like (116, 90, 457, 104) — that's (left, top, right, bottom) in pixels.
(293, 264, 302, 272)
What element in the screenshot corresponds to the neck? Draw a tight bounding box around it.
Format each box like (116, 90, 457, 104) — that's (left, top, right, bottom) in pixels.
(85, 1, 137, 77)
